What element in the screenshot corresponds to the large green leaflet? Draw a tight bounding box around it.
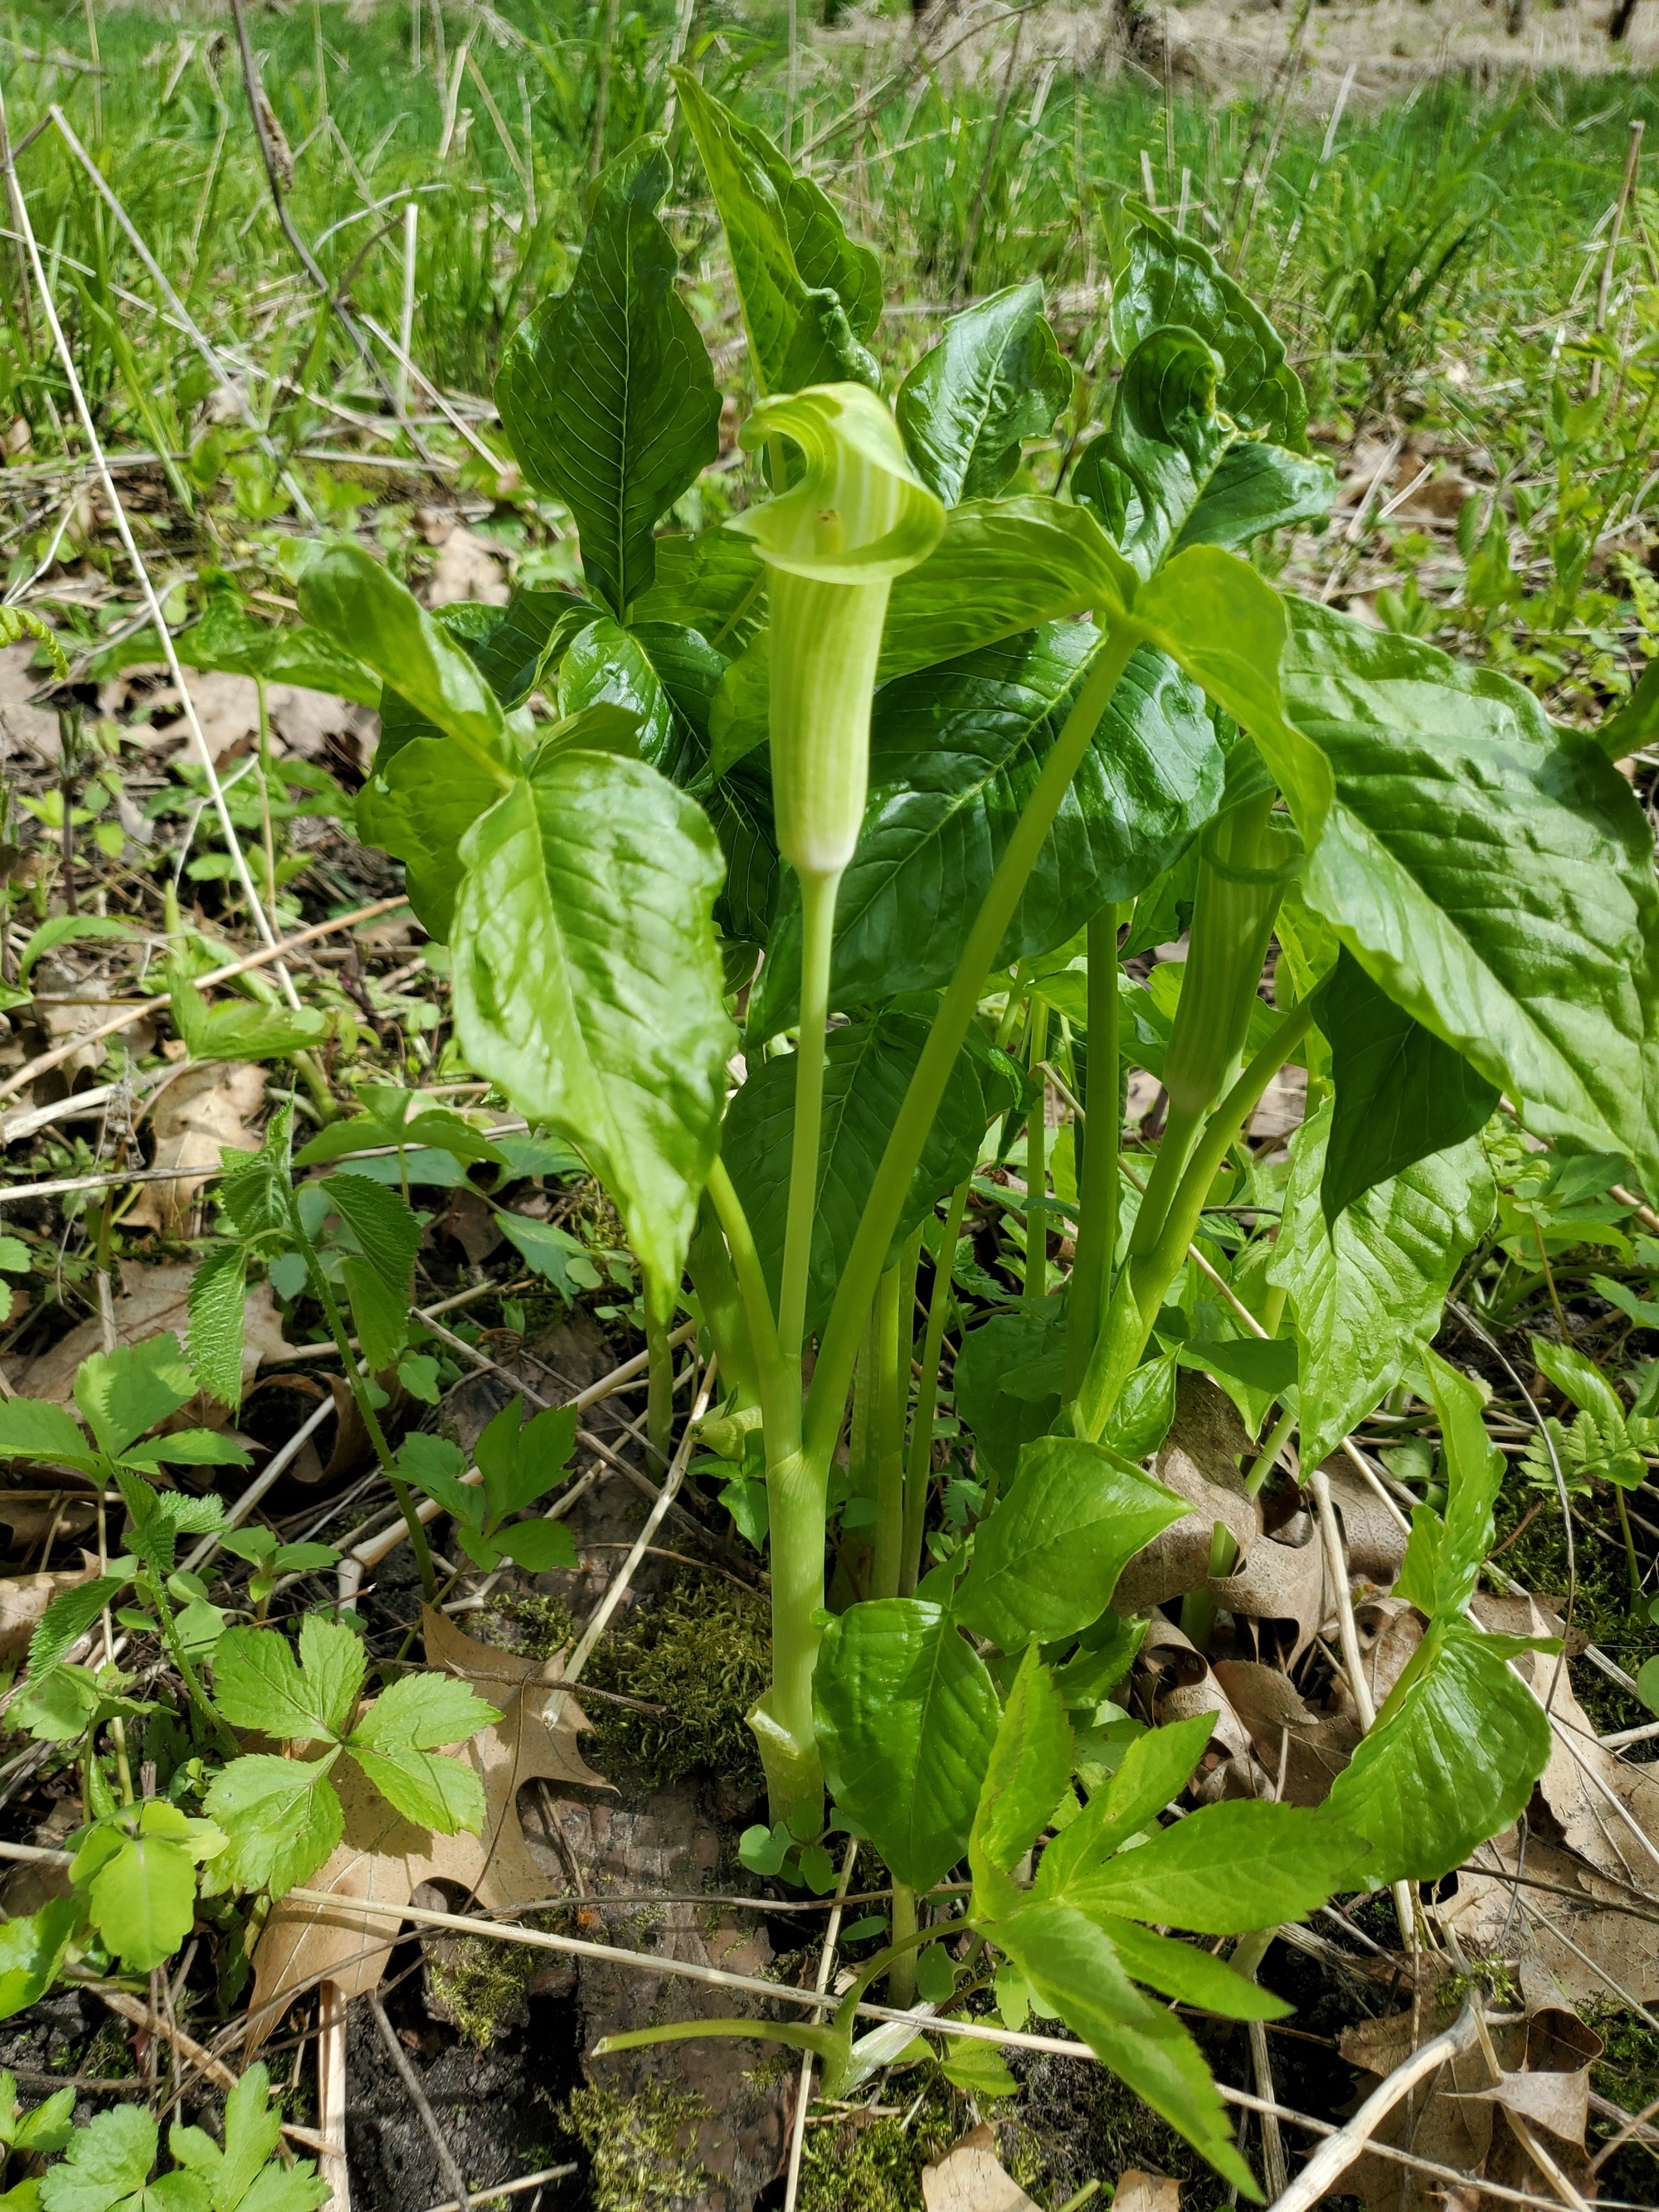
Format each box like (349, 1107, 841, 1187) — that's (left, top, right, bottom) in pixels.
(895, 284, 1072, 507)
(1112, 203, 1308, 451)
(750, 625, 1220, 1030)
(814, 1598, 1001, 1891)
(1267, 1099, 1494, 1467)
(953, 1435, 1186, 1652)
(1320, 946, 1499, 1223)
(1394, 1348, 1506, 1619)
(880, 498, 1135, 680)
(1277, 600, 1659, 1198)
(1326, 1620, 1553, 1881)
(1035, 1797, 1367, 1932)
(987, 1905, 1258, 2196)
(671, 71, 881, 393)
(1072, 326, 1331, 576)
(720, 1007, 1006, 1336)
(494, 139, 721, 617)
(450, 751, 731, 1309)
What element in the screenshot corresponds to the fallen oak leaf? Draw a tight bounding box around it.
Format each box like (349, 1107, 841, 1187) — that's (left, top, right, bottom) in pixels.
(246, 1604, 607, 2046)
(0, 1557, 102, 1661)
(921, 2126, 1039, 2212)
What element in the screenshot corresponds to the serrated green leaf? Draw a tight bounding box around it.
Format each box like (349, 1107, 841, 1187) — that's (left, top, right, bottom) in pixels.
(74, 1334, 196, 1459)
(39, 2107, 158, 2212)
(324, 1173, 421, 1296)
(495, 140, 721, 616)
(954, 1436, 1186, 1652)
(346, 1742, 485, 1834)
(212, 1619, 364, 1744)
(896, 284, 1072, 506)
(0, 1398, 97, 1470)
(202, 1753, 344, 1898)
(187, 1245, 250, 1411)
(475, 1398, 577, 1522)
(1268, 1097, 1494, 1466)
(0, 1898, 80, 2022)
(16, 914, 135, 983)
(340, 1257, 410, 1375)
(492, 1519, 578, 1572)
(815, 1598, 1001, 1892)
(123, 1431, 250, 1470)
(82, 1830, 197, 1973)
(349, 1670, 499, 1756)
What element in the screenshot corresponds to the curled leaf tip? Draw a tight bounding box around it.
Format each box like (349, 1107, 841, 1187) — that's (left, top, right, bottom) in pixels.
(734, 383, 945, 582)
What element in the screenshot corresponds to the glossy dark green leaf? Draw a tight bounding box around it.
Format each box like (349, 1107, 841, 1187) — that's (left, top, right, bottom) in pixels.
(466, 586, 590, 710)
(1113, 202, 1308, 450)
(1268, 1098, 1495, 1468)
(1326, 1619, 1554, 1882)
(815, 1598, 1001, 1892)
(751, 626, 1220, 1030)
(1321, 947, 1499, 1223)
(1073, 327, 1330, 576)
(895, 284, 1072, 506)
(1279, 600, 1659, 1198)
(986, 1905, 1259, 2196)
(672, 71, 881, 393)
(630, 527, 767, 649)
(298, 544, 517, 777)
(880, 498, 1135, 682)
(450, 752, 732, 1305)
(495, 139, 721, 616)
(953, 1300, 1068, 1483)
(721, 1007, 995, 1339)
(1042, 1797, 1367, 1932)
(954, 1434, 1186, 1653)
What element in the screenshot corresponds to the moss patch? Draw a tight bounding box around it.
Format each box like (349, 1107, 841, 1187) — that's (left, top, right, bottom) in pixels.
(1587, 2003, 1659, 2205)
(474, 1590, 578, 1662)
(562, 2083, 713, 2212)
(584, 1572, 771, 1791)
(426, 1930, 540, 2049)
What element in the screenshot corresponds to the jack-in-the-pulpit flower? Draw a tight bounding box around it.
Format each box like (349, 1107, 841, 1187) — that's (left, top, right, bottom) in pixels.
(732, 383, 944, 883)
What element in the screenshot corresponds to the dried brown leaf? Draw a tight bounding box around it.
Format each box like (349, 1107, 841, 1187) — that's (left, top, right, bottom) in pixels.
(246, 1607, 606, 2045)
(1111, 2173, 1180, 2212)
(0, 1558, 100, 1660)
(3, 1262, 287, 1401)
(920, 2127, 1039, 2212)
(127, 1062, 266, 1233)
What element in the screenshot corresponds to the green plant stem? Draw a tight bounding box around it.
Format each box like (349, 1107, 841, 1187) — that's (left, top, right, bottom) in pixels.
(869, 1257, 907, 1601)
(109, 1714, 134, 1806)
(1074, 998, 1316, 1441)
(779, 868, 839, 1368)
(902, 1178, 970, 1597)
(1615, 1484, 1642, 1605)
(887, 1881, 917, 2008)
(805, 624, 1141, 1473)
(1024, 996, 1049, 1296)
(1066, 902, 1121, 1398)
(255, 674, 279, 920)
(704, 1160, 791, 1437)
(1244, 1403, 1298, 1500)
(287, 1194, 437, 1600)
(1183, 1408, 1297, 1650)
(645, 1300, 674, 1466)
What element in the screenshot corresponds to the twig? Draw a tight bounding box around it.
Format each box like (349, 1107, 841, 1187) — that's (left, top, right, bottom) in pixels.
(91, 1984, 323, 2151)
(1263, 2002, 1479, 2212)
(0, 894, 410, 1110)
(368, 1992, 474, 2212)
(415, 2170, 578, 2212)
(226, 0, 426, 453)
(784, 1840, 858, 2212)
(0, 78, 297, 1004)
(316, 1979, 350, 2212)
(46, 107, 316, 523)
